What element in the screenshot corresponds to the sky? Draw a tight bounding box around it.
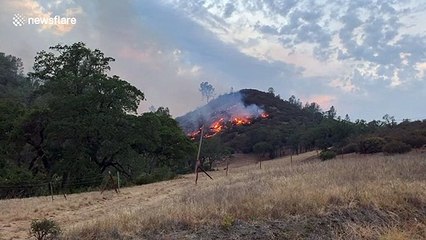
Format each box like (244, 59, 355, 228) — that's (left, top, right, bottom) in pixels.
(0, 0, 425, 121)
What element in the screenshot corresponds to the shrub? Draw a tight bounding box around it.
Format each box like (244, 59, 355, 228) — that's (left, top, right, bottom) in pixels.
(253, 141, 273, 157)
(30, 218, 61, 240)
(221, 215, 235, 230)
(359, 137, 385, 154)
(383, 141, 411, 154)
(134, 172, 152, 185)
(319, 150, 336, 161)
(401, 135, 426, 148)
(342, 143, 358, 154)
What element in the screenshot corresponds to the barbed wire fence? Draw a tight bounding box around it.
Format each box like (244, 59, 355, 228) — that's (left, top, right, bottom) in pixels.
(0, 172, 120, 200)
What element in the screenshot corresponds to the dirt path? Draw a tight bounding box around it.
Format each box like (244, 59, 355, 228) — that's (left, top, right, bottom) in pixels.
(0, 152, 317, 240)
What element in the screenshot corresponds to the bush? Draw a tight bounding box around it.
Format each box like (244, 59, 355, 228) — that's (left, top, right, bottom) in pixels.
(383, 141, 411, 154)
(319, 150, 336, 161)
(30, 218, 61, 240)
(342, 143, 358, 154)
(221, 215, 235, 230)
(401, 135, 426, 148)
(253, 141, 273, 157)
(359, 137, 385, 154)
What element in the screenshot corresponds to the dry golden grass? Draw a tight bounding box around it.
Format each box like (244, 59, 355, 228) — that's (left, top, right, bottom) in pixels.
(63, 152, 426, 239)
(1, 151, 425, 239)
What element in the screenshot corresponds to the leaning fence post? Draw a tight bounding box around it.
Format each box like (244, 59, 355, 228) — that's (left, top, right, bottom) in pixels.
(195, 126, 204, 185)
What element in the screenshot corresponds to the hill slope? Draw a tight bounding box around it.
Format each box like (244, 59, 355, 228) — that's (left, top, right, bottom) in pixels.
(177, 89, 323, 155)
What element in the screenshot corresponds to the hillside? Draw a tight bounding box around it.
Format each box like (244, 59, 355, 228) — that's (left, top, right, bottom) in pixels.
(177, 89, 323, 156)
(177, 89, 426, 161)
(177, 89, 318, 134)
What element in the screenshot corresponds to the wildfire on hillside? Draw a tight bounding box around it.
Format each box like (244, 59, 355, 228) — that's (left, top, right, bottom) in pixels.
(232, 117, 251, 125)
(187, 112, 269, 139)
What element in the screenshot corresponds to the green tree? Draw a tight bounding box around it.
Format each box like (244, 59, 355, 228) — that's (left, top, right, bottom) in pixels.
(24, 42, 145, 181)
(344, 114, 351, 122)
(0, 52, 24, 90)
(199, 82, 215, 103)
(253, 141, 273, 158)
(131, 111, 195, 175)
(382, 114, 396, 127)
(0, 53, 36, 187)
(359, 137, 385, 154)
(200, 137, 231, 170)
(288, 95, 302, 109)
(326, 106, 336, 119)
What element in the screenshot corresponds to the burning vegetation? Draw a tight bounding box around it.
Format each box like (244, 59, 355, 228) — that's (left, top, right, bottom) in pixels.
(177, 92, 271, 139)
(187, 110, 269, 139)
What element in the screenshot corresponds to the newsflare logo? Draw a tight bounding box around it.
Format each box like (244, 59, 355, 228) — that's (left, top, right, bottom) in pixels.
(12, 14, 25, 27)
(12, 13, 77, 27)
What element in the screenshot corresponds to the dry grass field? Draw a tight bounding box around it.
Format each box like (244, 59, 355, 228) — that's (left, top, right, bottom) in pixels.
(1, 151, 425, 240)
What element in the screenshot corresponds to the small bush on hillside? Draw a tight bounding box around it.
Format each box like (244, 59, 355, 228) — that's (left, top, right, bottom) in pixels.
(30, 218, 61, 240)
(342, 143, 358, 154)
(383, 141, 411, 154)
(319, 150, 336, 161)
(221, 215, 235, 230)
(359, 137, 385, 154)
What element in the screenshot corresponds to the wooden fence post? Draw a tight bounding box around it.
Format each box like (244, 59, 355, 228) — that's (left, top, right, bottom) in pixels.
(195, 126, 204, 185)
(49, 182, 54, 201)
(117, 171, 120, 192)
(226, 157, 229, 176)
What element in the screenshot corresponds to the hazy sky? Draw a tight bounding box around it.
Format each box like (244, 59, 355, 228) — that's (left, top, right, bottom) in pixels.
(1, 0, 425, 121)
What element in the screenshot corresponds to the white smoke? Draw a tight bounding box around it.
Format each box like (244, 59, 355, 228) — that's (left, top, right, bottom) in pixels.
(176, 91, 265, 133)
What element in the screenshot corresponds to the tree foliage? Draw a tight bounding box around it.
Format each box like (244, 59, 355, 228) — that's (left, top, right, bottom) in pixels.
(30, 218, 61, 240)
(199, 81, 215, 103)
(0, 44, 195, 198)
(359, 137, 386, 154)
(319, 150, 336, 161)
(383, 141, 411, 154)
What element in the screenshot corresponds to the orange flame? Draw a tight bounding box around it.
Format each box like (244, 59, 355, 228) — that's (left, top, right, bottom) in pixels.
(188, 129, 201, 140)
(232, 117, 251, 125)
(187, 112, 268, 138)
(210, 118, 224, 133)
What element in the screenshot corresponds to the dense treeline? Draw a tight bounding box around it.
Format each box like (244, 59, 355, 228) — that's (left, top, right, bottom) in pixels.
(0, 43, 195, 198)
